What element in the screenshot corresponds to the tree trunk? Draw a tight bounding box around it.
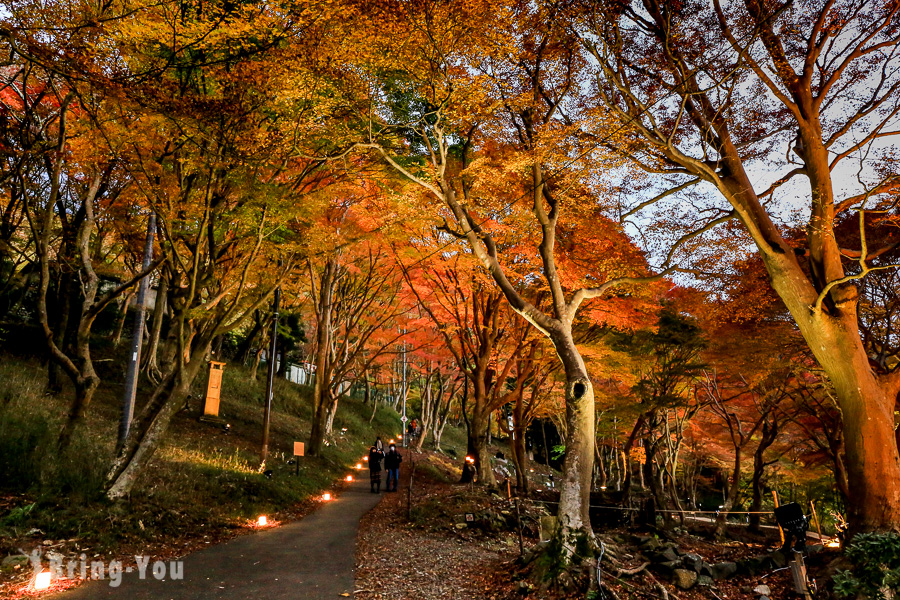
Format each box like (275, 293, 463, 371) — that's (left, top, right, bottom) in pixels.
(471, 407, 494, 486)
(106, 345, 208, 499)
(325, 394, 339, 435)
(748, 224, 900, 532)
(142, 275, 168, 382)
(716, 446, 741, 538)
(460, 434, 477, 483)
(308, 258, 336, 457)
(111, 291, 135, 347)
(550, 330, 595, 547)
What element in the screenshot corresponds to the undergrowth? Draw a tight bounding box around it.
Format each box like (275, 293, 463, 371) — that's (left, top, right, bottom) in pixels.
(0, 354, 404, 557)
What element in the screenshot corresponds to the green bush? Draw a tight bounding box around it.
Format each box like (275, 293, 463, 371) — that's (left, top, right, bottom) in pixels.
(835, 532, 900, 600)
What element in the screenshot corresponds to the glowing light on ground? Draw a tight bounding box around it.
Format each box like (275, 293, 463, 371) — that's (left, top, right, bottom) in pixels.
(322, 492, 332, 501)
(355, 463, 362, 469)
(34, 570, 52, 591)
(257, 515, 268, 526)
(346, 475, 353, 482)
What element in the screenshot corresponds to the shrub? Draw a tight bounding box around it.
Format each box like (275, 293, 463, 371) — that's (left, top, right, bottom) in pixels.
(834, 532, 900, 600)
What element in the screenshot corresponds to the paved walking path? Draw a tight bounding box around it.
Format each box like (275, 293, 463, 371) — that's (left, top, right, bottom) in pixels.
(51, 475, 382, 600)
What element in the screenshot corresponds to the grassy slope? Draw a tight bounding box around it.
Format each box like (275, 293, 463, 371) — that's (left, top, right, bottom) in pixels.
(0, 354, 433, 572)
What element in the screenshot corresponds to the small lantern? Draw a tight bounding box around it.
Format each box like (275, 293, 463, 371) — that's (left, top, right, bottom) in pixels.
(322, 492, 332, 501)
(34, 569, 52, 591)
(257, 515, 268, 526)
(389, 439, 395, 444)
(363, 455, 369, 462)
(355, 463, 362, 469)
(398, 434, 403, 440)
(346, 475, 353, 482)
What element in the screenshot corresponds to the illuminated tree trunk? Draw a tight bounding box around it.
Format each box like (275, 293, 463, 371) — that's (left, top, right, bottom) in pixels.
(308, 258, 336, 457)
(107, 328, 212, 499)
(549, 330, 594, 542)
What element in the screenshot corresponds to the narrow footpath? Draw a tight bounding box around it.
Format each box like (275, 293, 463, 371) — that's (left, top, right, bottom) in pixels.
(50, 475, 382, 600)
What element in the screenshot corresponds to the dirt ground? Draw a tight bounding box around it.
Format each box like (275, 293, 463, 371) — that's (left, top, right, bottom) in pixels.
(354, 451, 844, 600)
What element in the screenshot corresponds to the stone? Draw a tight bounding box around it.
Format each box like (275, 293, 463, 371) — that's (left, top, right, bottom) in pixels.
(753, 585, 771, 596)
(807, 544, 824, 554)
(697, 575, 714, 587)
(659, 547, 680, 562)
(653, 561, 681, 577)
(1, 555, 29, 569)
(539, 516, 558, 542)
(673, 569, 698, 590)
(640, 537, 663, 552)
(739, 556, 769, 576)
(709, 561, 738, 580)
(681, 553, 704, 571)
(454, 523, 467, 529)
(770, 550, 788, 568)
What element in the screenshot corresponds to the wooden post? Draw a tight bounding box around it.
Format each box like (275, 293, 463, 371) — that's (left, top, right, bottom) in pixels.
(772, 490, 785, 546)
(790, 550, 813, 600)
(507, 479, 511, 499)
(407, 455, 416, 521)
(810, 500, 823, 541)
(514, 496, 524, 556)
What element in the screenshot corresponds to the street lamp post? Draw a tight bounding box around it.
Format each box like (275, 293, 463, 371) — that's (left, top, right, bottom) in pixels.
(118, 211, 156, 449)
(261, 286, 281, 463)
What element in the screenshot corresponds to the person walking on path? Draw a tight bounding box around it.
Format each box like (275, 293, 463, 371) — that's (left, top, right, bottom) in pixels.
(384, 444, 402, 492)
(368, 446, 384, 493)
(374, 436, 384, 452)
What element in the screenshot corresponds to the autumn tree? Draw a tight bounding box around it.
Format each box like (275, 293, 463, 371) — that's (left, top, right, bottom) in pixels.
(323, 0, 669, 555)
(575, 0, 900, 531)
(306, 239, 407, 457)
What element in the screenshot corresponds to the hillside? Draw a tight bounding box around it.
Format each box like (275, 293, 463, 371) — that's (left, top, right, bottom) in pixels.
(0, 354, 465, 595)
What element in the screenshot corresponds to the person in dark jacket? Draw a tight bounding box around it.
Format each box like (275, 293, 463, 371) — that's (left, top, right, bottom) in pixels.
(384, 444, 402, 492)
(368, 446, 384, 493)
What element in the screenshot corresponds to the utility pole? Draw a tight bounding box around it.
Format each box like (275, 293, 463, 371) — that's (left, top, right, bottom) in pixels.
(401, 329, 407, 448)
(261, 285, 281, 464)
(118, 212, 156, 449)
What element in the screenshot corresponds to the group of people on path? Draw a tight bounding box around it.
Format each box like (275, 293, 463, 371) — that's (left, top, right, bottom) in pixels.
(368, 436, 402, 493)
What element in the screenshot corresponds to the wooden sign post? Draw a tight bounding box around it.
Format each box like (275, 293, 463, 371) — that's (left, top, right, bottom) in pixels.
(200, 361, 226, 423)
(293, 442, 304, 476)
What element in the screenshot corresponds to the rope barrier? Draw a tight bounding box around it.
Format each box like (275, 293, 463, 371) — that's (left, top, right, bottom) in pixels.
(527, 499, 777, 515)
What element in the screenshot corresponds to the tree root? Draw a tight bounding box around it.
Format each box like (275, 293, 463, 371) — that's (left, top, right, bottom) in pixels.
(646, 571, 680, 600)
(613, 561, 650, 577)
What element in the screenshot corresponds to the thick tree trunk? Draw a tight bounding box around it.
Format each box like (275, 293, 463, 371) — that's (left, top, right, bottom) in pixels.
(551, 330, 595, 546)
(460, 435, 477, 483)
(309, 385, 330, 456)
(770, 257, 900, 532)
(471, 408, 494, 486)
(106, 340, 210, 499)
(308, 259, 336, 457)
